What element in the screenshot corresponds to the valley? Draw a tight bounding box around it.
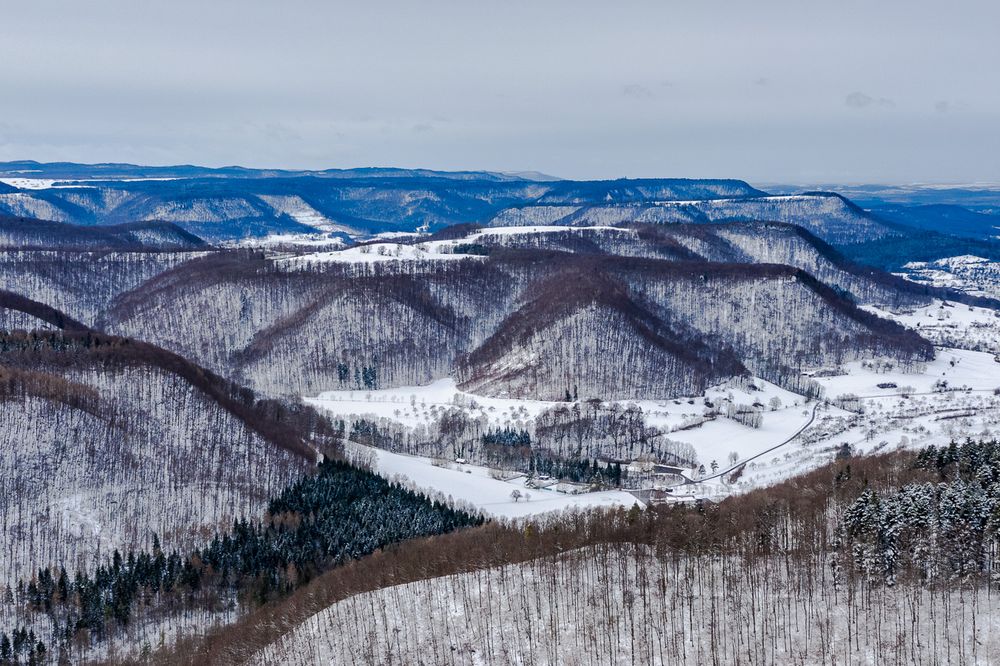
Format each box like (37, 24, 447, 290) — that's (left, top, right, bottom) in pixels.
(1, 167, 999, 663)
(4, 0, 999, 661)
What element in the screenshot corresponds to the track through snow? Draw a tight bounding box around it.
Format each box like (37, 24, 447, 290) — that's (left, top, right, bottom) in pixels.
(688, 401, 821, 485)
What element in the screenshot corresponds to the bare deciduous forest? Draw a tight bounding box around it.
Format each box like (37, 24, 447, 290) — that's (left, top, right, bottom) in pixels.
(159, 446, 1000, 665)
(0, 205, 996, 663)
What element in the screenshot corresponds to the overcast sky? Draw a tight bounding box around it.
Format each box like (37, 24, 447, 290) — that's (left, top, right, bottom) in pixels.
(1, 0, 997, 183)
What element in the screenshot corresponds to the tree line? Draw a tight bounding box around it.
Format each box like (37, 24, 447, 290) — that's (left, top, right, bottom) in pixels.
(3, 459, 482, 662)
(165, 441, 1000, 664)
(838, 439, 1000, 584)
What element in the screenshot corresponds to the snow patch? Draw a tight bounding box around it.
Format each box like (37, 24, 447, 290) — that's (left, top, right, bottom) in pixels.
(348, 441, 643, 519)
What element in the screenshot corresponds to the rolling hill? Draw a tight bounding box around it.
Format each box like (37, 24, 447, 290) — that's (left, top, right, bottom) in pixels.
(0, 292, 325, 586)
(81, 224, 936, 402)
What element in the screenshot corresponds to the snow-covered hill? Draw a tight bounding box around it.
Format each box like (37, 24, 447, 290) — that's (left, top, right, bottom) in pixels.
(95, 242, 930, 402)
(898, 254, 1000, 299)
(0, 249, 205, 325)
(0, 168, 769, 241)
(490, 193, 897, 245)
(0, 183, 998, 664)
(251, 545, 998, 666)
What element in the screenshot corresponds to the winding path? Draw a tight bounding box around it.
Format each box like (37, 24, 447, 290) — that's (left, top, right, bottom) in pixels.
(680, 401, 822, 485)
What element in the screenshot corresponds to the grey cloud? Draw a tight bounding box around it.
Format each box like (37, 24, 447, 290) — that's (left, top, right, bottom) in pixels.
(935, 100, 950, 113)
(260, 123, 301, 142)
(622, 84, 654, 100)
(0, 0, 997, 183)
(845, 92, 895, 109)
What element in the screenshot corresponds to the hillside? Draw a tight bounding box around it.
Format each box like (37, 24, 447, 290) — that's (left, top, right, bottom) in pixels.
(455, 265, 744, 399)
(0, 249, 205, 325)
(0, 216, 206, 251)
(0, 291, 378, 660)
(0, 282, 493, 665)
(462, 222, 942, 309)
(0, 167, 781, 241)
(0, 347, 309, 581)
(92, 239, 933, 401)
(0, 290, 328, 584)
(0, 220, 962, 495)
(532, 178, 765, 203)
(490, 193, 899, 245)
(253, 541, 996, 666)
(169, 445, 1000, 666)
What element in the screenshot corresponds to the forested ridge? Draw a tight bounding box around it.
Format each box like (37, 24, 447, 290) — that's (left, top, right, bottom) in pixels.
(0, 289, 89, 331)
(0, 217, 963, 408)
(488, 193, 898, 244)
(0, 172, 763, 239)
(155, 442, 1000, 665)
(91, 241, 937, 401)
(0, 204, 997, 663)
(0, 298, 343, 662)
(0, 216, 206, 252)
(0, 328, 325, 460)
(1, 460, 481, 663)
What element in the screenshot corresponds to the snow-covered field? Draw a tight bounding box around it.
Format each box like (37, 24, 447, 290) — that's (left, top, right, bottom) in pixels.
(305, 296, 1000, 506)
(0, 178, 70, 190)
(694, 344, 999, 493)
(346, 441, 642, 519)
(308, 378, 556, 429)
(276, 240, 485, 265)
(310, 377, 810, 465)
(230, 233, 349, 249)
(706, 296, 1000, 495)
(270, 225, 648, 265)
(866, 299, 1000, 354)
(308, 377, 825, 505)
(897, 255, 1000, 299)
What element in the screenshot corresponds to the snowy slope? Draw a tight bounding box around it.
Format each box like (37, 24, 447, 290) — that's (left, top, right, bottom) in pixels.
(487, 194, 898, 244)
(346, 442, 642, 519)
(898, 255, 1000, 299)
(0, 364, 309, 582)
(256, 194, 360, 235)
(251, 547, 1000, 666)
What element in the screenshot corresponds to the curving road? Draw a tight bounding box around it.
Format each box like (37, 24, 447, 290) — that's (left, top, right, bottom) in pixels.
(680, 400, 822, 486)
